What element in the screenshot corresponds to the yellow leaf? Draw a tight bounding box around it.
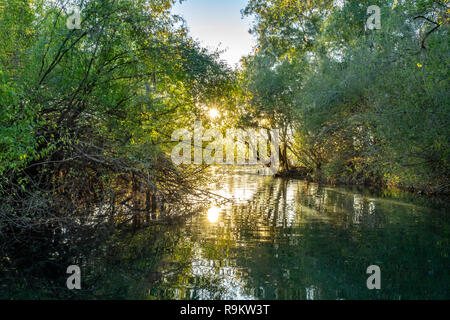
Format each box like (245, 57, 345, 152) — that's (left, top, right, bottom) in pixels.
(392, 0, 398, 9)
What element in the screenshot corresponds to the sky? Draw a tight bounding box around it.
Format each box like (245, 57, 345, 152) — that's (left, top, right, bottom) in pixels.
(171, 0, 256, 67)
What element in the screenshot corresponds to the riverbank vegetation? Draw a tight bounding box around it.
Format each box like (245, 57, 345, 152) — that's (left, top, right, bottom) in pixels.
(0, 0, 448, 300)
(239, 0, 449, 193)
(1, 0, 448, 239)
(1, 0, 237, 237)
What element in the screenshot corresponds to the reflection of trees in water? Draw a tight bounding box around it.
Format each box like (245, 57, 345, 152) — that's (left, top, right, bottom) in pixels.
(186, 176, 449, 300)
(3, 175, 447, 299)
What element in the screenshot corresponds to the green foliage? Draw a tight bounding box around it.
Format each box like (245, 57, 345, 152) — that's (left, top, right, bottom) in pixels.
(242, 0, 449, 192)
(0, 0, 236, 230)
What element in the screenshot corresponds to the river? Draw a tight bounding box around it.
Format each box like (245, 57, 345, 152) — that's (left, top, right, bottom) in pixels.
(95, 171, 448, 300)
(2, 171, 448, 299)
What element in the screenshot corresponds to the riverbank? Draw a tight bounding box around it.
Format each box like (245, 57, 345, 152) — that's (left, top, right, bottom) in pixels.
(275, 166, 450, 197)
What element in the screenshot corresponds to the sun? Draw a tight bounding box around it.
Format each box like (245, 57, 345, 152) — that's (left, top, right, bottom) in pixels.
(208, 108, 220, 120)
(207, 206, 220, 223)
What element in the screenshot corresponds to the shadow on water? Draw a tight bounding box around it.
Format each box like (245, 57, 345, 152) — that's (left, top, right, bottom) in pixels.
(1, 173, 449, 299)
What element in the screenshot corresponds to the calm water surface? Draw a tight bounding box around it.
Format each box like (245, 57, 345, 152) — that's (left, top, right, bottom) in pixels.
(138, 172, 449, 300)
(3, 172, 448, 300)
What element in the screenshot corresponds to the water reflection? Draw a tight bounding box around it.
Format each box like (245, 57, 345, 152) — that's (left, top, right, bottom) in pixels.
(8, 172, 446, 299)
(149, 173, 449, 300)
